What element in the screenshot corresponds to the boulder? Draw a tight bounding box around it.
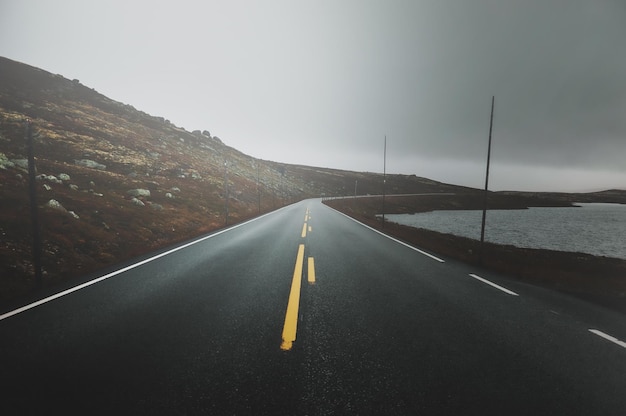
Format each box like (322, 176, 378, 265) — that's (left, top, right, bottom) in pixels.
(0, 153, 15, 169)
(127, 189, 151, 197)
(75, 159, 107, 170)
(13, 159, 29, 170)
(45, 199, 66, 211)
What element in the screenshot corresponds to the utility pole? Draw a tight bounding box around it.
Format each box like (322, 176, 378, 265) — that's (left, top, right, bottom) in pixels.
(257, 162, 261, 214)
(480, 96, 495, 261)
(26, 120, 43, 289)
(224, 161, 229, 225)
(382, 135, 387, 228)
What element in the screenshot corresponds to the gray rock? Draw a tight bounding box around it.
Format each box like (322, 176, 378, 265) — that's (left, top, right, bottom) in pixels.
(68, 211, 80, 219)
(46, 175, 63, 184)
(13, 159, 29, 170)
(69, 184, 79, 191)
(75, 159, 107, 170)
(130, 197, 145, 206)
(46, 199, 66, 211)
(128, 189, 151, 197)
(165, 192, 174, 199)
(0, 153, 15, 169)
(43, 184, 52, 191)
(58, 173, 71, 181)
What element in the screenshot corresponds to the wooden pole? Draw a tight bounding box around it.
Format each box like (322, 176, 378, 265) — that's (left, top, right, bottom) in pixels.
(480, 96, 495, 261)
(382, 135, 387, 228)
(26, 120, 43, 289)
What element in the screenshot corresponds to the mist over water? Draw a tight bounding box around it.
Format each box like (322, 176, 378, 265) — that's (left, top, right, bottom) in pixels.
(386, 203, 626, 260)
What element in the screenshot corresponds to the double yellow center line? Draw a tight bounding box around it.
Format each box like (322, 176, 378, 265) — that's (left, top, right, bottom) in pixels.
(280, 208, 315, 351)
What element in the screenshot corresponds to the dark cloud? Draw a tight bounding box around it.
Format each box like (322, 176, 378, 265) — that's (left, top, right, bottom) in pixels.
(1, 0, 625, 191)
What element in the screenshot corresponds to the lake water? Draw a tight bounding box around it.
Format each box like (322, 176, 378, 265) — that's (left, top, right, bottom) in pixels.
(385, 203, 626, 260)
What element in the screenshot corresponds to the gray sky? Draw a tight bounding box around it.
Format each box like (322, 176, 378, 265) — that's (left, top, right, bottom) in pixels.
(2, 0, 625, 191)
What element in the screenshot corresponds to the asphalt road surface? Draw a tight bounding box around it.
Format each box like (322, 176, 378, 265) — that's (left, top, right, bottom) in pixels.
(1, 199, 625, 415)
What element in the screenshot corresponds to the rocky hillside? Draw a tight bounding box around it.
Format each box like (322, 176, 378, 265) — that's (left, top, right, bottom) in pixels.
(0, 56, 468, 302)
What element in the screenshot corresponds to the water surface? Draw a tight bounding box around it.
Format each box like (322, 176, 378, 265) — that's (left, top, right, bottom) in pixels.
(386, 203, 626, 260)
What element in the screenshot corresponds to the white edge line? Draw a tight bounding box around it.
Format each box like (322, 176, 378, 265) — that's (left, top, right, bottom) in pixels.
(0, 207, 286, 322)
(469, 273, 519, 296)
(328, 206, 445, 263)
(589, 329, 626, 349)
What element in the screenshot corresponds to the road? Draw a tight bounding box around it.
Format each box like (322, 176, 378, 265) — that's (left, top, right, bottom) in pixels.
(1, 199, 625, 415)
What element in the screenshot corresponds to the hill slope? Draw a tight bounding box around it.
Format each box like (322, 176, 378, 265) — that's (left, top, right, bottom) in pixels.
(0, 56, 466, 301)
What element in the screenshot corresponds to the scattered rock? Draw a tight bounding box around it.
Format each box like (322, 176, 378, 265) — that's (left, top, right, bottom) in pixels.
(43, 184, 51, 191)
(149, 203, 164, 211)
(45, 199, 66, 211)
(58, 173, 70, 181)
(0, 153, 15, 169)
(130, 197, 145, 207)
(165, 192, 174, 199)
(128, 188, 151, 197)
(45, 175, 63, 184)
(75, 159, 107, 170)
(89, 181, 96, 188)
(69, 184, 79, 191)
(13, 159, 29, 170)
(68, 210, 80, 219)
(170, 187, 181, 193)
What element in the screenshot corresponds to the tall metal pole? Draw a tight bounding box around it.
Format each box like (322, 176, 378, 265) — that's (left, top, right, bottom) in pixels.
(382, 135, 387, 228)
(26, 120, 43, 289)
(480, 96, 495, 258)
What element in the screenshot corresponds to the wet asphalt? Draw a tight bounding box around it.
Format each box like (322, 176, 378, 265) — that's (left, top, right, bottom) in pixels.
(1, 199, 625, 415)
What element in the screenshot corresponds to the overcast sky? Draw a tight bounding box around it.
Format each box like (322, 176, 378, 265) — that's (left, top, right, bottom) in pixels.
(2, 0, 625, 191)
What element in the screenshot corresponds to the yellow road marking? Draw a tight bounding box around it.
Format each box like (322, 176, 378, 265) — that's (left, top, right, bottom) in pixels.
(301, 222, 307, 238)
(281, 244, 305, 351)
(308, 257, 315, 284)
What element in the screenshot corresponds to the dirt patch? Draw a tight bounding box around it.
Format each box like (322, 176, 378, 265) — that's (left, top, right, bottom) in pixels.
(325, 196, 626, 314)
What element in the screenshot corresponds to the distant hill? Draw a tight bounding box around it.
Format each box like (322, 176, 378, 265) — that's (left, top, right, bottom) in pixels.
(0, 56, 470, 301)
